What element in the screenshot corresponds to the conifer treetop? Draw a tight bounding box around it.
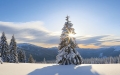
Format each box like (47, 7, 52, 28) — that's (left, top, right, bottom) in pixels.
(66, 15, 70, 22)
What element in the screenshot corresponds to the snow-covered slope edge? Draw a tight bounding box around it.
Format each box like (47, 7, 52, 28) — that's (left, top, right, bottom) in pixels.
(0, 63, 120, 75)
(17, 43, 120, 62)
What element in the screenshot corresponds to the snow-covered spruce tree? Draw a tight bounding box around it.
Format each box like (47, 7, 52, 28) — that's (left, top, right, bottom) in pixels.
(18, 49, 26, 63)
(0, 32, 10, 62)
(43, 58, 46, 63)
(9, 35, 18, 63)
(56, 16, 82, 65)
(0, 41, 2, 56)
(28, 54, 35, 63)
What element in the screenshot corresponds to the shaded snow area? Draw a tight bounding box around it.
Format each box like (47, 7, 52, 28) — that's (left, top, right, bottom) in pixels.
(0, 63, 120, 75)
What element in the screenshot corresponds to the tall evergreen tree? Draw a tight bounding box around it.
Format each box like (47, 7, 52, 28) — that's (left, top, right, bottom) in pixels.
(56, 16, 82, 65)
(0, 32, 10, 62)
(0, 57, 3, 64)
(28, 54, 35, 63)
(43, 58, 46, 63)
(0, 41, 2, 56)
(18, 49, 26, 63)
(9, 35, 18, 63)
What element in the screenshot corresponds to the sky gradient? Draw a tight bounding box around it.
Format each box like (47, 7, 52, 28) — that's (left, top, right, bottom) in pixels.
(0, 0, 120, 48)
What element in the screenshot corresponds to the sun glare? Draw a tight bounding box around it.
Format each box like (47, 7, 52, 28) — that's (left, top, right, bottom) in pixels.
(68, 33, 74, 37)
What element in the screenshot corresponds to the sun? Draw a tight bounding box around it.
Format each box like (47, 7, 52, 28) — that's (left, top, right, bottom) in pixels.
(68, 33, 74, 37)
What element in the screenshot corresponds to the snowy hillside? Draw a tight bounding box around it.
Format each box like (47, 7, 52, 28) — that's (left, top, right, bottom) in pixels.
(114, 46, 120, 51)
(17, 43, 120, 62)
(0, 63, 120, 75)
(17, 43, 58, 62)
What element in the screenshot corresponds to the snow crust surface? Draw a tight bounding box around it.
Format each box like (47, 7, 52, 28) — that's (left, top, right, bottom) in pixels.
(0, 63, 120, 75)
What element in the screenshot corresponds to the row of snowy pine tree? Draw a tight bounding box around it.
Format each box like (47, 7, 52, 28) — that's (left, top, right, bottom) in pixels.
(82, 55, 120, 64)
(41, 55, 120, 64)
(0, 32, 26, 63)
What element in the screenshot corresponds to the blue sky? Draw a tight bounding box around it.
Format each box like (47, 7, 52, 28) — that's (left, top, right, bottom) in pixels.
(0, 0, 120, 48)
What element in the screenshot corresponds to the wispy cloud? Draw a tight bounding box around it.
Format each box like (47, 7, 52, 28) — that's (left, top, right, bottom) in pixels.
(0, 21, 60, 47)
(76, 35, 120, 48)
(0, 21, 120, 48)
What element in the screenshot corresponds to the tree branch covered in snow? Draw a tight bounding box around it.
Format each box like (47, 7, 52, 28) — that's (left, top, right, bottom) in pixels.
(56, 16, 82, 65)
(0, 32, 26, 63)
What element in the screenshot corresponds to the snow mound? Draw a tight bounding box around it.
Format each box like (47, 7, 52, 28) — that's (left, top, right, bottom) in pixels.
(0, 63, 120, 75)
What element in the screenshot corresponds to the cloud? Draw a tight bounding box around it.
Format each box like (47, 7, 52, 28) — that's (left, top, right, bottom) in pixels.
(0, 21, 120, 48)
(0, 21, 60, 47)
(78, 44, 100, 49)
(0, 21, 48, 32)
(76, 35, 120, 48)
(76, 35, 108, 45)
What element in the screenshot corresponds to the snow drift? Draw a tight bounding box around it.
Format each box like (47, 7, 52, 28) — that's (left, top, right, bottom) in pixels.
(0, 63, 120, 75)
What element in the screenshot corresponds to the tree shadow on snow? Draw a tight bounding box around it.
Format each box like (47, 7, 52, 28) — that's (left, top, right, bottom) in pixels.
(28, 65, 100, 75)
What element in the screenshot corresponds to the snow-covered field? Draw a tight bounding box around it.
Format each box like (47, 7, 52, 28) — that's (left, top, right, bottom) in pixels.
(0, 63, 120, 75)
